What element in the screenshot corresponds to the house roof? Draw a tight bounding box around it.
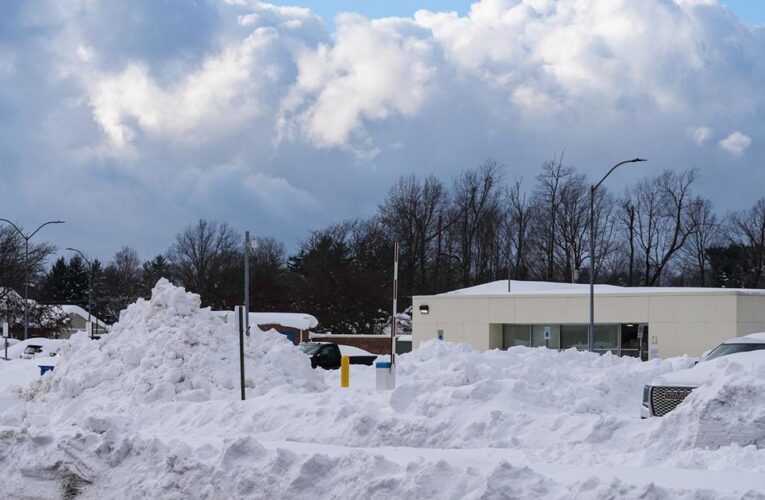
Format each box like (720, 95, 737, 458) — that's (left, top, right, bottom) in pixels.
(217, 311, 319, 330)
(436, 280, 765, 298)
(58, 305, 108, 328)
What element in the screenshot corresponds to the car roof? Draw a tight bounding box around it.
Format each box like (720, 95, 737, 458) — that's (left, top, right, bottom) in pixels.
(725, 332, 765, 344)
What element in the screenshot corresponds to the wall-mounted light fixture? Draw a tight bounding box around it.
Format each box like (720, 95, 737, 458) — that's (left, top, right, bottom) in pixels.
(419, 304, 429, 315)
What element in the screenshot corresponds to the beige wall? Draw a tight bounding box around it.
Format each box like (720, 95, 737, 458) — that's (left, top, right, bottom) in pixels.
(412, 292, 765, 358)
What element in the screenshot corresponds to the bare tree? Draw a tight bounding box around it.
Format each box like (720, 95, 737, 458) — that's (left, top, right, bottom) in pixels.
(629, 169, 699, 285)
(532, 155, 573, 281)
(729, 198, 765, 288)
(0, 225, 54, 304)
(379, 174, 448, 296)
(449, 160, 503, 286)
(102, 246, 143, 322)
(507, 179, 533, 280)
(166, 219, 241, 308)
(681, 197, 720, 286)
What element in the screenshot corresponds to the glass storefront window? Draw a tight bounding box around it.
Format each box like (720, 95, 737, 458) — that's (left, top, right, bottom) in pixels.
(502, 324, 530, 347)
(560, 324, 588, 350)
(594, 324, 618, 351)
(502, 323, 641, 356)
(531, 325, 560, 349)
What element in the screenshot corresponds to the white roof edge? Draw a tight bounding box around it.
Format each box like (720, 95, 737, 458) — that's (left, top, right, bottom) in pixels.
(416, 280, 765, 299)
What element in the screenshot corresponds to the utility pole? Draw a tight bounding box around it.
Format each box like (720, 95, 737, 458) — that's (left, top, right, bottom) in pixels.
(244, 231, 251, 337)
(391, 241, 399, 367)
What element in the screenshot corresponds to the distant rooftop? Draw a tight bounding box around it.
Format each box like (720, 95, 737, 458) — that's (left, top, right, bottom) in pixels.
(440, 280, 765, 297)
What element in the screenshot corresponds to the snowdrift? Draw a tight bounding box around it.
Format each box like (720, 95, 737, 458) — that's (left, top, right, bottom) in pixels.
(0, 281, 763, 498)
(24, 278, 325, 408)
(653, 351, 765, 450)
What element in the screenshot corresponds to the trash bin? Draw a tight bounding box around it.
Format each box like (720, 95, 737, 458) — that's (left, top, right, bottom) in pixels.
(375, 361, 395, 391)
(38, 365, 54, 376)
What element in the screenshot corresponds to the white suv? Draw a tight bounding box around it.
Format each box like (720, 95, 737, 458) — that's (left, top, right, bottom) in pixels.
(641, 332, 765, 418)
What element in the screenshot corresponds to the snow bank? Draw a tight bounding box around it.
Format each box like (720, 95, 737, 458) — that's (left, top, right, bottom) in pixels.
(25, 279, 324, 407)
(1, 291, 764, 498)
(652, 351, 765, 450)
(237, 340, 693, 452)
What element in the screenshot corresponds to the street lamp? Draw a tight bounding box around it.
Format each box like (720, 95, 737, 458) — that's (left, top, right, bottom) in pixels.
(66, 247, 93, 339)
(588, 159, 645, 352)
(0, 219, 65, 340)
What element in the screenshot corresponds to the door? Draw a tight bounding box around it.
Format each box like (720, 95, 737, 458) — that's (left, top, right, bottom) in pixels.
(620, 324, 648, 360)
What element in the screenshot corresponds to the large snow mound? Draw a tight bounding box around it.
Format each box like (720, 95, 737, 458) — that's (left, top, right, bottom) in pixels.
(235, 340, 694, 452)
(25, 279, 325, 408)
(652, 351, 765, 450)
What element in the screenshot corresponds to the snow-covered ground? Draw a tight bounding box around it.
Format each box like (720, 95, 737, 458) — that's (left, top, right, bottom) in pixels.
(0, 280, 763, 499)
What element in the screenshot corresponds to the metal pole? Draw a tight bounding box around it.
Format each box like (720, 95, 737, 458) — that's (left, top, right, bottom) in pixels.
(588, 158, 645, 353)
(588, 186, 595, 352)
(244, 231, 250, 337)
(238, 306, 246, 401)
(24, 238, 29, 341)
(391, 241, 399, 367)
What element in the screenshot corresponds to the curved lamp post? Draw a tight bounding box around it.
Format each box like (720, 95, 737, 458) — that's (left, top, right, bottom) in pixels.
(66, 247, 93, 338)
(588, 159, 645, 352)
(0, 219, 65, 340)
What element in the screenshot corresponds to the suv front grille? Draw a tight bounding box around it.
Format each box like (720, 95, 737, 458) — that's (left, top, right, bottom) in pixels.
(650, 386, 694, 417)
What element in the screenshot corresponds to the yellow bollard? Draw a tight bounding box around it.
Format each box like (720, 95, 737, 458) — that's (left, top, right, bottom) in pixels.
(340, 355, 350, 388)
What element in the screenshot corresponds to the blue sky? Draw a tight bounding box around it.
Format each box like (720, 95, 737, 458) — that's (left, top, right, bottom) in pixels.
(1, 0, 764, 262)
(269, 0, 765, 26)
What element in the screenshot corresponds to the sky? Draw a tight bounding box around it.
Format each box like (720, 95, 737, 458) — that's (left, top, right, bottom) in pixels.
(0, 0, 764, 263)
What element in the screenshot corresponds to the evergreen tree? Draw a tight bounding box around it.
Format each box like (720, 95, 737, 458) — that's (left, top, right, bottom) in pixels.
(142, 254, 172, 294)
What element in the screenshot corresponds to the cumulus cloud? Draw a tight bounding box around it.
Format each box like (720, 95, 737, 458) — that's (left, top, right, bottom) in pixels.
(2, 0, 765, 258)
(718, 131, 752, 155)
(687, 126, 712, 145)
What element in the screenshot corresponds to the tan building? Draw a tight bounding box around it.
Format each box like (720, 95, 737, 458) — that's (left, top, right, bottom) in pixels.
(59, 305, 109, 338)
(412, 280, 765, 359)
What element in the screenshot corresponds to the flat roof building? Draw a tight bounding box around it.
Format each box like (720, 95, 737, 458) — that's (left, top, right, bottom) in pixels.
(412, 280, 765, 359)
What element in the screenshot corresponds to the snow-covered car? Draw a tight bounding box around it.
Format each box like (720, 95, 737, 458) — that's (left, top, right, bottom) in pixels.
(298, 342, 377, 369)
(20, 345, 45, 359)
(641, 332, 765, 417)
(20, 344, 60, 359)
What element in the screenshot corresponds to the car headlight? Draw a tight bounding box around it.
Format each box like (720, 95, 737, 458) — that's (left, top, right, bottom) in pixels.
(642, 385, 650, 406)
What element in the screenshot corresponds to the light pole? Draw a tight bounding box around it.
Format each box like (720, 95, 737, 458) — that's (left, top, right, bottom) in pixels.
(0, 219, 65, 340)
(66, 247, 93, 339)
(588, 159, 645, 352)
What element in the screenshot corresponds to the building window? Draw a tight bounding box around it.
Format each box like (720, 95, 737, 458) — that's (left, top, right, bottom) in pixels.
(560, 324, 588, 350)
(594, 324, 619, 353)
(502, 324, 531, 347)
(531, 325, 560, 349)
(504, 323, 627, 354)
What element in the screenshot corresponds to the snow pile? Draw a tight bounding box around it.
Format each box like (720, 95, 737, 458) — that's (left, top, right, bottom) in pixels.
(1, 295, 764, 498)
(652, 351, 765, 450)
(241, 340, 693, 451)
(25, 279, 325, 406)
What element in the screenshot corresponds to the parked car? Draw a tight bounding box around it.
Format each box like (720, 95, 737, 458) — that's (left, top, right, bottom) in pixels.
(641, 332, 765, 417)
(298, 342, 377, 370)
(21, 345, 44, 359)
(299, 342, 342, 370)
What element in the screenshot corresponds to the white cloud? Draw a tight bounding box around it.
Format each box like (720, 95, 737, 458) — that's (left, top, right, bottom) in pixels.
(277, 14, 435, 153)
(719, 131, 752, 156)
(687, 126, 712, 145)
(4, 0, 765, 258)
(87, 27, 281, 152)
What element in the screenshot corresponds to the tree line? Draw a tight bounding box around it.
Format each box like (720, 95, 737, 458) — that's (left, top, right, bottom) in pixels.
(2, 157, 764, 334)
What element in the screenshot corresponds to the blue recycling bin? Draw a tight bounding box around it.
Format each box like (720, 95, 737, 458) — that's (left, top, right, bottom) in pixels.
(38, 365, 54, 376)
